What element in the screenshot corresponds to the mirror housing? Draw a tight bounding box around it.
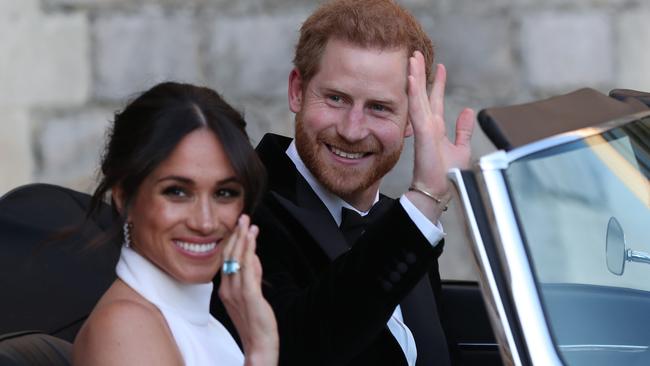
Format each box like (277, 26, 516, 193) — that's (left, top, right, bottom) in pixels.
(606, 217, 626, 275)
(606, 217, 650, 276)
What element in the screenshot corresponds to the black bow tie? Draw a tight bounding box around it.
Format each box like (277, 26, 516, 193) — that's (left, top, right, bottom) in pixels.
(340, 207, 369, 246)
(340, 199, 390, 246)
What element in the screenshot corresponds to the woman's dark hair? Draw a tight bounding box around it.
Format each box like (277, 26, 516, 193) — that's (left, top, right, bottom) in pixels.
(88, 81, 266, 246)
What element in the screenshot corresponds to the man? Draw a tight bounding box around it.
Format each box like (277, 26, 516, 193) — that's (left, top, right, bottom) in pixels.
(214, 0, 475, 365)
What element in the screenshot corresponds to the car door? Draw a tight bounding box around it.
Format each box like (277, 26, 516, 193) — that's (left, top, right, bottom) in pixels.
(452, 110, 650, 365)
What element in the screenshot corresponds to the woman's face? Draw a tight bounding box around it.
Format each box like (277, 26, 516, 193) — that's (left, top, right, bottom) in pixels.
(126, 128, 244, 283)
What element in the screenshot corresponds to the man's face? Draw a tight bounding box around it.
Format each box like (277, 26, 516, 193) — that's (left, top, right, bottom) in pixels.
(290, 38, 413, 203)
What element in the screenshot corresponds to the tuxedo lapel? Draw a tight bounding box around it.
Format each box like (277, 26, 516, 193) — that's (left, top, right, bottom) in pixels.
(271, 187, 349, 261)
(401, 272, 451, 366)
(258, 134, 349, 260)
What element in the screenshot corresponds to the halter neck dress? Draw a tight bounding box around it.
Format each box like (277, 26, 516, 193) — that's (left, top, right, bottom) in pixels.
(116, 246, 245, 366)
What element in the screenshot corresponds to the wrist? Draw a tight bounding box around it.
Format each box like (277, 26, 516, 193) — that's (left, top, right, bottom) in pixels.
(243, 336, 279, 366)
(244, 347, 279, 366)
(408, 183, 450, 211)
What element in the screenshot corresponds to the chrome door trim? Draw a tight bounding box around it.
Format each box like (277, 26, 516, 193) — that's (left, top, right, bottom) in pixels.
(476, 163, 564, 365)
(559, 344, 648, 353)
(449, 168, 522, 366)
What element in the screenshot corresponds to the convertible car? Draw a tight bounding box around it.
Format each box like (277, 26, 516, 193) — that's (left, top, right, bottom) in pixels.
(1, 88, 648, 365)
(450, 88, 650, 365)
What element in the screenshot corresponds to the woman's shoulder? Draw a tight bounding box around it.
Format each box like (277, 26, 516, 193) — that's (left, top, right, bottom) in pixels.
(86, 294, 165, 334)
(84, 279, 164, 329)
(73, 280, 183, 366)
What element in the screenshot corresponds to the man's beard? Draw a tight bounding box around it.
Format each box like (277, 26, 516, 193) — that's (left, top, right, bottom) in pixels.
(294, 112, 402, 199)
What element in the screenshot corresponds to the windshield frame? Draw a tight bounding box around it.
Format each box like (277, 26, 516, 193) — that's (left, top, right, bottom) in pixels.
(482, 110, 650, 169)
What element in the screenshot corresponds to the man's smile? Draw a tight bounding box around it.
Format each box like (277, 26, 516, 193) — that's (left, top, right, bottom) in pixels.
(327, 144, 369, 160)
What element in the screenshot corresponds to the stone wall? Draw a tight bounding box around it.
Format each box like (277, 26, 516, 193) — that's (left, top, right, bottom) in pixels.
(1, 0, 649, 279)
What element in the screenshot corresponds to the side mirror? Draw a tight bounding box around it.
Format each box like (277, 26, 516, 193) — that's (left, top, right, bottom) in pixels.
(606, 217, 626, 275)
(606, 217, 650, 276)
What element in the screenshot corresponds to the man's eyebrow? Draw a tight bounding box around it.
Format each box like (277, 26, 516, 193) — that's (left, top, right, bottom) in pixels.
(322, 87, 398, 105)
(322, 87, 350, 97)
(371, 98, 396, 105)
(369, 98, 398, 109)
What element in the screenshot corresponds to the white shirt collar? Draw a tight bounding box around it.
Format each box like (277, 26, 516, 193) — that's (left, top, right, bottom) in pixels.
(286, 141, 379, 226)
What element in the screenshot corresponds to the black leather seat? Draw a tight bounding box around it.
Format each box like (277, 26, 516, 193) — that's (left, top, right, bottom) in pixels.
(0, 184, 117, 350)
(0, 331, 72, 366)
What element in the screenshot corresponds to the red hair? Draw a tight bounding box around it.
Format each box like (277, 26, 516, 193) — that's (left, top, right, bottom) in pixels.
(293, 0, 434, 87)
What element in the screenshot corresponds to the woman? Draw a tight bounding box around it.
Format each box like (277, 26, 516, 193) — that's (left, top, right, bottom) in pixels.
(72, 82, 278, 365)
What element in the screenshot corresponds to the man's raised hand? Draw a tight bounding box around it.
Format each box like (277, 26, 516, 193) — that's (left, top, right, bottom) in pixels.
(406, 51, 475, 219)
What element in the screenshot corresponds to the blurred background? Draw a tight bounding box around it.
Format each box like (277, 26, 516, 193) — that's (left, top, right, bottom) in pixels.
(1, 0, 649, 280)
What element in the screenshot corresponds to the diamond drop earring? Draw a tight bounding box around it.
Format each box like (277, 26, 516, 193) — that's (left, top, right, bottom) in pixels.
(123, 222, 132, 248)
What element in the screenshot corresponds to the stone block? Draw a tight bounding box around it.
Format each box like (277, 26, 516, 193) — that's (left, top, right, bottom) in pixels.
(0, 0, 39, 16)
(424, 0, 630, 13)
(205, 13, 305, 100)
(35, 109, 112, 192)
(232, 97, 295, 147)
(615, 10, 650, 91)
(198, 0, 316, 17)
(429, 14, 517, 99)
(42, 0, 210, 11)
(0, 12, 90, 107)
(520, 11, 613, 92)
(0, 110, 34, 195)
(530, 0, 629, 8)
(407, 0, 532, 15)
(42, 0, 126, 8)
(93, 7, 203, 101)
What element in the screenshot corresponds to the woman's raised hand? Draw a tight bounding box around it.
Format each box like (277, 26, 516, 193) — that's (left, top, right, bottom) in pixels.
(219, 215, 278, 366)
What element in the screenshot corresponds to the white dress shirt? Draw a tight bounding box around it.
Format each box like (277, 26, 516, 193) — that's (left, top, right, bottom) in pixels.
(286, 142, 445, 366)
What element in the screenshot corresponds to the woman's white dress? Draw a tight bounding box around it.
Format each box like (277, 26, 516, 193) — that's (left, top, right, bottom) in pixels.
(116, 246, 245, 365)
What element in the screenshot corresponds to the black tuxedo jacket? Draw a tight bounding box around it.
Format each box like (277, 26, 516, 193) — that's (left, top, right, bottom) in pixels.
(213, 134, 451, 366)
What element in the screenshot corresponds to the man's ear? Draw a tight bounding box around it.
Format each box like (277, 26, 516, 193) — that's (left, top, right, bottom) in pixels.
(111, 186, 126, 216)
(288, 67, 304, 113)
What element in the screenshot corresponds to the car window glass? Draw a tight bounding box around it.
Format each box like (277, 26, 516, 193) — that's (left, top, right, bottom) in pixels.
(505, 117, 650, 366)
